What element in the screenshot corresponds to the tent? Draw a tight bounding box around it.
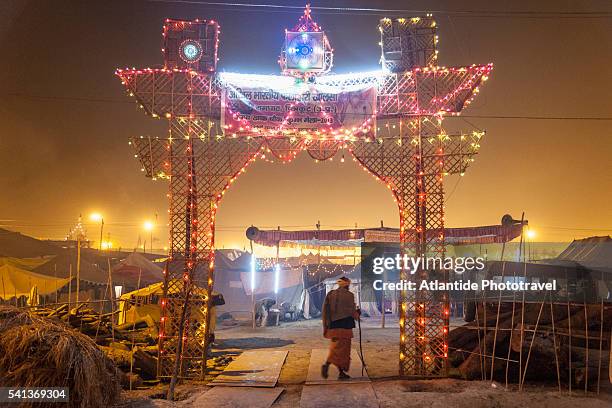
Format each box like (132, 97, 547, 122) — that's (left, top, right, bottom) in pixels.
(239, 266, 305, 314)
(213, 250, 265, 315)
(113, 252, 164, 288)
(32, 251, 108, 285)
(117, 280, 215, 338)
(552, 236, 612, 273)
(213, 250, 309, 317)
(0, 264, 71, 299)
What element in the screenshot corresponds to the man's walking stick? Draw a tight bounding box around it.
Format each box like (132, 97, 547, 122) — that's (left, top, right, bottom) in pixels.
(356, 287, 367, 377)
(357, 314, 367, 376)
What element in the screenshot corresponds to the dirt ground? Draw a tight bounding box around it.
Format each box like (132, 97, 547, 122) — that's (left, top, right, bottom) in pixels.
(118, 318, 611, 407)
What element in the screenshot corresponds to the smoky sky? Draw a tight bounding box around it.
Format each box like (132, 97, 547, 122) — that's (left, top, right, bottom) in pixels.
(0, 0, 610, 250)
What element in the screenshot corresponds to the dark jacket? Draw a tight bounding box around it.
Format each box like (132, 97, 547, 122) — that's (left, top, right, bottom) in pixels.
(322, 287, 357, 330)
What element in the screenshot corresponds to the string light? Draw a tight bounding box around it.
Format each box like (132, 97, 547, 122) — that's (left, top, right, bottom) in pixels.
(118, 6, 493, 377)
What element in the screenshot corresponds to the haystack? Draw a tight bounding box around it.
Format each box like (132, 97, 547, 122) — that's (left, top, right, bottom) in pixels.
(0, 306, 121, 408)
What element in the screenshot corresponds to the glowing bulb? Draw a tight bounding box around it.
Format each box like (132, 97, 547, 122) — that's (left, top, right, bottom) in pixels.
(90, 213, 103, 222)
(526, 229, 536, 239)
(143, 220, 154, 231)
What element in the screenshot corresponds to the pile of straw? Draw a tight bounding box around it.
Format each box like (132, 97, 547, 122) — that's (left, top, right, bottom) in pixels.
(0, 306, 121, 408)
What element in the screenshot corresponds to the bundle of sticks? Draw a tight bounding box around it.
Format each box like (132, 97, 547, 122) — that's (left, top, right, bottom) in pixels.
(448, 302, 611, 390)
(30, 304, 159, 386)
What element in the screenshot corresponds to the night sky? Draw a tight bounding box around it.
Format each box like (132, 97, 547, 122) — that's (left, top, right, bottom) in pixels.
(1, 0, 611, 250)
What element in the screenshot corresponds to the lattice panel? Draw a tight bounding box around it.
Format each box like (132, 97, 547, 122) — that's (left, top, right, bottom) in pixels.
(117, 65, 491, 123)
(264, 137, 308, 163)
(380, 17, 437, 73)
(130, 136, 170, 179)
(349, 116, 453, 376)
(163, 19, 219, 73)
(148, 132, 263, 378)
(128, 118, 483, 379)
(116, 69, 222, 119)
(305, 140, 342, 161)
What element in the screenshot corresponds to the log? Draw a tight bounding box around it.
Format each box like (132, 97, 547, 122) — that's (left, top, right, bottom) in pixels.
(119, 371, 143, 389)
(100, 346, 157, 380)
(116, 319, 149, 331)
(555, 305, 602, 330)
(458, 315, 513, 379)
(47, 304, 68, 317)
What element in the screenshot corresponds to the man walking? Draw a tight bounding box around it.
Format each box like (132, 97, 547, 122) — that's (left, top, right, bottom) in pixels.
(321, 276, 360, 379)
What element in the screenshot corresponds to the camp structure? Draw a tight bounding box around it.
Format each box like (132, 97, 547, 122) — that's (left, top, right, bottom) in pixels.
(117, 279, 219, 340)
(0, 263, 71, 304)
(112, 251, 164, 293)
(213, 249, 349, 320)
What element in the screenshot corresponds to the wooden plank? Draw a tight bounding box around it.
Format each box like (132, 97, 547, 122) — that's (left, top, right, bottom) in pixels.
(211, 350, 288, 387)
(305, 348, 369, 385)
(192, 386, 284, 408)
(300, 383, 379, 408)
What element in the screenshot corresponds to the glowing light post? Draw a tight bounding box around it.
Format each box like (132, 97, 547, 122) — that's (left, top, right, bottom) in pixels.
(274, 263, 280, 295)
(251, 248, 256, 329)
(144, 220, 154, 254)
(526, 228, 535, 261)
(90, 213, 104, 251)
(274, 226, 281, 320)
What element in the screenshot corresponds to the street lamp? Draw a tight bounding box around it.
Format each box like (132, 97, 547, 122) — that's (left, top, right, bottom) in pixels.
(526, 228, 536, 261)
(90, 213, 104, 251)
(143, 220, 154, 254)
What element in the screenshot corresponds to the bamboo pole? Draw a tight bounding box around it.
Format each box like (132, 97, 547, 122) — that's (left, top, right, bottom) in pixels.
(550, 301, 562, 392)
(583, 299, 589, 393)
(68, 264, 72, 311)
(596, 292, 603, 395)
(76, 235, 81, 307)
(107, 258, 115, 341)
(489, 254, 506, 382)
(129, 267, 143, 391)
(1, 275, 6, 304)
(474, 300, 484, 380)
(54, 264, 58, 304)
(518, 221, 527, 389)
(567, 279, 572, 395)
(520, 293, 546, 390)
(518, 257, 527, 388)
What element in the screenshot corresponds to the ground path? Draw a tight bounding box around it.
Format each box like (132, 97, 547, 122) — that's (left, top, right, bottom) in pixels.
(118, 318, 611, 407)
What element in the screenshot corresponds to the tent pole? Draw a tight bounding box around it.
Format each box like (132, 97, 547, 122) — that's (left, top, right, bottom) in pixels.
(250, 239, 255, 329)
(68, 264, 72, 311)
(381, 268, 386, 328)
(275, 228, 280, 326)
(107, 258, 115, 341)
(54, 264, 58, 304)
(76, 234, 81, 307)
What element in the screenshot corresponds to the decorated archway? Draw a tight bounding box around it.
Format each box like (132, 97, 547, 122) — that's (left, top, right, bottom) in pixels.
(117, 5, 492, 379)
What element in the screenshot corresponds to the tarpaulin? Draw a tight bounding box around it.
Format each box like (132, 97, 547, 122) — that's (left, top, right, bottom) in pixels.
(0, 264, 71, 299)
(249, 223, 525, 248)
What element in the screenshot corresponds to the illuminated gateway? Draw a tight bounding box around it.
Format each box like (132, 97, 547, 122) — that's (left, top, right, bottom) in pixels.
(116, 5, 493, 379)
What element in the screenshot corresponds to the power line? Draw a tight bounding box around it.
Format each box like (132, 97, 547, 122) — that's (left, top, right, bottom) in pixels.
(4, 92, 611, 121)
(144, 0, 612, 19)
(5, 92, 134, 104)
